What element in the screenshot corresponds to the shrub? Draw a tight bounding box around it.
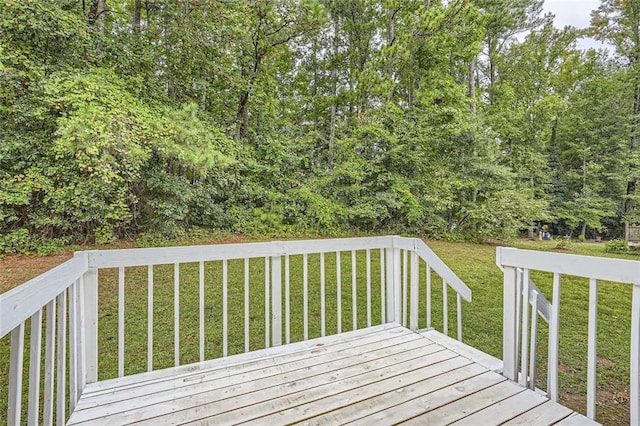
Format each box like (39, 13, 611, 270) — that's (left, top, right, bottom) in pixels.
(555, 236, 570, 250)
(604, 239, 628, 253)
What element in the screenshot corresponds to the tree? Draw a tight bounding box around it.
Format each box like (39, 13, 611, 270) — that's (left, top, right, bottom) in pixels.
(591, 0, 640, 239)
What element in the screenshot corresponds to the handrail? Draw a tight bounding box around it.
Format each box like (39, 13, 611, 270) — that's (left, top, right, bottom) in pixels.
(498, 247, 640, 284)
(411, 238, 472, 302)
(87, 236, 393, 268)
(0, 252, 88, 338)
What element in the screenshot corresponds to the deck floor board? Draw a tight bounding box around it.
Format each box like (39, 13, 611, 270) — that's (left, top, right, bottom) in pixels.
(67, 324, 599, 426)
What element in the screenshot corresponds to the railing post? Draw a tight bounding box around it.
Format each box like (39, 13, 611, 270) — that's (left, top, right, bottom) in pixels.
(271, 255, 282, 346)
(385, 238, 401, 324)
(82, 254, 98, 385)
(499, 248, 519, 381)
(409, 249, 419, 331)
(385, 243, 395, 323)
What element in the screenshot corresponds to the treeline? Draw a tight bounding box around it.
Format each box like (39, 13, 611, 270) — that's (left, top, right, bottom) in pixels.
(1, 0, 638, 253)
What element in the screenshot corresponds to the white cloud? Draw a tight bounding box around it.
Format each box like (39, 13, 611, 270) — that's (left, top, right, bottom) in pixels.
(543, 0, 610, 51)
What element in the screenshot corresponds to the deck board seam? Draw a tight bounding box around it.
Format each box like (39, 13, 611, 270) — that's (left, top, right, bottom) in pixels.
(70, 341, 452, 423)
(82, 323, 405, 394)
(246, 362, 490, 426)
(174, 354, 469, 425)
(73, 335, 432, 412)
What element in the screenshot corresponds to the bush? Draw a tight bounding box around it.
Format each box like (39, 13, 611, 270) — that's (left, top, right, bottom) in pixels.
(604, 239, 628, 253)
(0, 229, 68, 256)
(555, 236, 570, 250)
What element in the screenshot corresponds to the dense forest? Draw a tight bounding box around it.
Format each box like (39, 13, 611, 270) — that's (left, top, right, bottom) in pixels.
(1, 0, 639, 253)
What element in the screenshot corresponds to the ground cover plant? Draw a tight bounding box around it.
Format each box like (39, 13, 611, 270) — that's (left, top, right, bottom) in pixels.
(0, 237, 635, 424)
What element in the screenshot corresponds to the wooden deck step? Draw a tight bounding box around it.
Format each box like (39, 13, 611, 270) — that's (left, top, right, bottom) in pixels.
(67, 324, 600, 426)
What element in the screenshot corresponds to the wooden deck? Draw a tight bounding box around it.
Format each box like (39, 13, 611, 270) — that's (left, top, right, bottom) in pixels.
(67, 323, 597, 425)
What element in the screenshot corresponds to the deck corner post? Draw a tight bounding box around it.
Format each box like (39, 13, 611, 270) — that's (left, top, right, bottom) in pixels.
(409, 250, 419, 330)
(385, 239, 401, 324)
(82, 266, 98, 384)
(271, 255, 282, 347)
(501, 252, 519, 381)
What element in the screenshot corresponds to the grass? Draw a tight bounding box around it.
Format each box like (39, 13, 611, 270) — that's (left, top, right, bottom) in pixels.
(0, 237, 636, 425)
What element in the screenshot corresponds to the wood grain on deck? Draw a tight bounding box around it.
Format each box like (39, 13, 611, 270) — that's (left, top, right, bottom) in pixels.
(67, 324, 597, 425)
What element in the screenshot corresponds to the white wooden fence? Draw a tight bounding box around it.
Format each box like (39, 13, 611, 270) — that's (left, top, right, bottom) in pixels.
(497, 247, 640, 424)
(0, 236, 471, 425)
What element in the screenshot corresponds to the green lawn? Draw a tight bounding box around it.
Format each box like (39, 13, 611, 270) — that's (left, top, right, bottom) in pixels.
(0, 239, 635, 424)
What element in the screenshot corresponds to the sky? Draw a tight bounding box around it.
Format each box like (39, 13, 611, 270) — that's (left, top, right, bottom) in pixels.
(543, 0, 610, 51)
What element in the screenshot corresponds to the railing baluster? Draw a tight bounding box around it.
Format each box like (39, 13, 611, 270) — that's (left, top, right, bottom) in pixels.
(27, 310, 42, 426)
(456, 293, 462, 342)
(56, 290, 67, 425)
(587, 278, 598, 419)
(272, 256, 282, 346)
(351, 250, 357, 331)
(303, 253, 309, 340)
(409, 251, 418, 331)
(174, 263, 180, 367)
(223, 259, 228, 356)
(8, 323, 25, 426)
(426, 264, 431, 329)
(529, 290, 538, 390)
(442, 278, 448, 336)
(548, 273, 561, 401)
(147, 265, 154, 371)
(631, 284, 640, 426)
(285, 255, 290, 344)
(402, 250, 408, 327)
(366, 249, 371, 328)
(199, 261, 205, 362)
(44, 300, 56, 425)
(520, 269, 531, 387)
(336, 251, 342, 334)
(244, 258, 250, 352)
(118, 267, 125, 377)
(320, 252, 326, 337)
(380, 248, 385, 323)
(264, 257, 270, 348)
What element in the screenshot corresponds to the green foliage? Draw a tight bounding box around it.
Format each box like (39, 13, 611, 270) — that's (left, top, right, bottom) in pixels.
(555, 236, 571, 250)
(0, 229, 68, 256)
(604, 239, 629, 254)
(0, 0, 636, 254)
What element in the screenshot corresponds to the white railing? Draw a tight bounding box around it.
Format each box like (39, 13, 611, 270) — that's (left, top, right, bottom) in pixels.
(0, 236, 471, 425)
(0, 252, 95, 426)
(497, 247, 640, 424)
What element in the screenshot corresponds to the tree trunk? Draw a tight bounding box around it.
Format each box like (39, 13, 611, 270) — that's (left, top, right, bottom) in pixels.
(237, 91, 250, 140)
(88, 0, 106, 26)
(469, 57, 478, 203)
(386, 7, 398, 102)
(133, 0, 142, 33)
(328, 20, 340, 167)
(469, 57, 476, 116)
